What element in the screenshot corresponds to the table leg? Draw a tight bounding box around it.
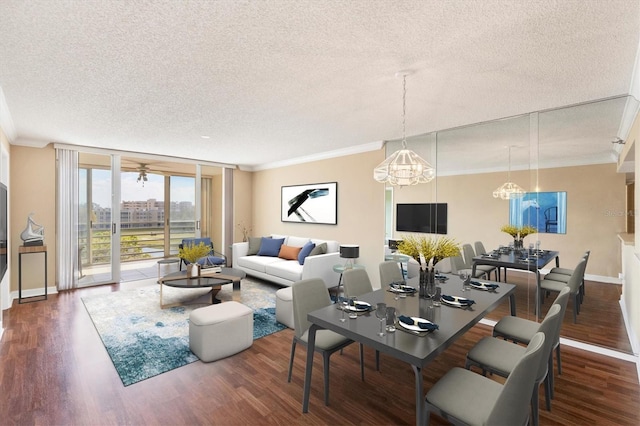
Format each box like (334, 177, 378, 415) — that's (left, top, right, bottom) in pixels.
(509, 293, 516, 316)
(471, 263, 477, 278)
(302, 323, 319, 413)
(535, 270, 541, 321)
(556, 256, 560, 268)
(412, 365, 424, 426)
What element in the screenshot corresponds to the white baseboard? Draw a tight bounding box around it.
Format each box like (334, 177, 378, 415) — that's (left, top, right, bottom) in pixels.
(10, 286, 58, 304)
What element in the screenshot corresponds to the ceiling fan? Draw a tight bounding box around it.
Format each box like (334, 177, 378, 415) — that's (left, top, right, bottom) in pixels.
(136, 163, 149, 186)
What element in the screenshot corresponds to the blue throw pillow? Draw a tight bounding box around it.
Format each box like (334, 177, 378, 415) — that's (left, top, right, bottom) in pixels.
(257, 237, 285, 257)
(298, 241, 316, 265)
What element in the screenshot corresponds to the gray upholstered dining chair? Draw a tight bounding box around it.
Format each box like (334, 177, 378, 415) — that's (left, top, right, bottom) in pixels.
(342, 268, 380, 371)
(424, 332, 546, 426)
(449, 254, 486, 279)
(545, 250, 590, 303)
(465, 304, 562, 426)
(474, 240, 501, 281)
(287, 278, 364, 405)
(539, 257, 587, 323)
(462, 243, 497, 280)
(492, 287, 570, 397)
(342, 268, 374, 297)
(379, 260, 404, 288)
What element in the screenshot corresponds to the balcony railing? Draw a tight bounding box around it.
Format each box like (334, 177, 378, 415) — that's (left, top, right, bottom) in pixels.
(78, 220, 196, 266)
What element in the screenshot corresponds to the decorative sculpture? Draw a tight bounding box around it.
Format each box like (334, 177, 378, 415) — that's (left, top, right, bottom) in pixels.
(20, 213, 44, 246)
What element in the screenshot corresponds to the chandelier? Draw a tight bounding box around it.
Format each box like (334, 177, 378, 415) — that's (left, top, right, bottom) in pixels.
(136, 164, 149, 187)
(374, 72, 435, 186)
(492, 146, 525, 200)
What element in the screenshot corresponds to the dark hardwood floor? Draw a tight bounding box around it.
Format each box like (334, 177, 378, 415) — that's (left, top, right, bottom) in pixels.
(1, 280, 638, 425)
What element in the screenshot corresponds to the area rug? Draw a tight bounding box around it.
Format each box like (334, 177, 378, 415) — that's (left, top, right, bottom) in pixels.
(82, 278, 287, 386)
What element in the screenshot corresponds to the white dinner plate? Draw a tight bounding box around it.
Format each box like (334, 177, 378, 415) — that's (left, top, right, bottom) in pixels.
(389, 285, 416, 294)
(441, 295, 474, 308)
(345, 301, 372, 312)
(469, 281, 499, 291)
(398, 317, 435, 332)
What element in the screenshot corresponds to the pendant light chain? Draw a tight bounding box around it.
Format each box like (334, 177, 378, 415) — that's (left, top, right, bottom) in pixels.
(401, 75, 407, 149)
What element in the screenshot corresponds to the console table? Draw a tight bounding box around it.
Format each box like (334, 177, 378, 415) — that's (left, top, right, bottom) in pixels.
(18, 245, 47, 304)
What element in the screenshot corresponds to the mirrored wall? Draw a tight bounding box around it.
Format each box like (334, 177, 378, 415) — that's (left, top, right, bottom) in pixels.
(384, 95, 638, 353)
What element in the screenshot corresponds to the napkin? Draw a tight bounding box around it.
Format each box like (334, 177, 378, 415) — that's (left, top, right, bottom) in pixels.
(398, 315, 439, 330)
(470, 280, 499, 290)
(441, 295, 475, 306)
(348, 299, 371, 310)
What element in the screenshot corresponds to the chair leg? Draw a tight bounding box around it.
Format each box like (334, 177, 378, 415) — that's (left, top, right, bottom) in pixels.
(544, 375, 552, 411)
(287, 339, 297, 382)
(556, 343, 562, 375)
(323, 352, 331, 406)
(573, 295, 578, 323)
(548, 353, 555, 400)
(359, 343, 365, 381)
(531, 383, 540, 426)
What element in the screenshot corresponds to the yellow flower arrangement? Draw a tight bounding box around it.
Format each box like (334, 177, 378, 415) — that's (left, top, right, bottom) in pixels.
(396, 235, 461, 265)
(178, 241, 211, 263)
(500, 224, 537, 239)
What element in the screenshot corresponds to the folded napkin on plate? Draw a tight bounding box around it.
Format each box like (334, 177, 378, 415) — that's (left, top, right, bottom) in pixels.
(348, 300, 371, 310)
(398, 315, 439, 330)
(441, 295, 475, 306)
(470, 280, 499, 290)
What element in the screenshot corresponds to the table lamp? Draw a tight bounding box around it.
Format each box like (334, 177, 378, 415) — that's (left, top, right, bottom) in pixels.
(340, 244, 359, 269)
(388, 239, 402, 253)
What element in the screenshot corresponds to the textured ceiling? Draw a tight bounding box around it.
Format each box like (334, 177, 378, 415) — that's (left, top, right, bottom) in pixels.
(0, 0, 639, 172)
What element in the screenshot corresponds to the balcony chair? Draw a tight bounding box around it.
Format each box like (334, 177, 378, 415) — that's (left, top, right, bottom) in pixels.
(424, 332, 546, 426)
(465, 305, 562, 426)
(287, 278, 364, 406)
(179, 237, 226, 270)
(544, 206, 558, 232)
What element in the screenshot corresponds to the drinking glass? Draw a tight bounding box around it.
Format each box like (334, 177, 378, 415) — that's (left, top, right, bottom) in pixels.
(375, 303, 387, 336)
(389, 282, 399, 301)
(459, 272, 469, 291)
(348, 296, 358, 319)
(339, 297, 348, 322)
(426, 280, 436, 304)
(385, 306, 396, 332)
(433, 286, 442, 306)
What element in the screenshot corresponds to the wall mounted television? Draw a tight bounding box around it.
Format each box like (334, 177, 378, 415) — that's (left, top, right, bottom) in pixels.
(396, 203, 448, 234)
(0, 183, 7, 282)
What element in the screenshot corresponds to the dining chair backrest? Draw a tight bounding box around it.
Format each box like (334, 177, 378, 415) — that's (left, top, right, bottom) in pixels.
(461, 244, 476, 268)
(379, 261, 403, 287)
(291, 278, 332, 339)
(533, 304, 562, 381)
(474, 241, 487, 255)
(342, 268, 373, 297)
(567, 258, 588, 295)
(449, 255, 465, 274)
(486, 332, 546, 425)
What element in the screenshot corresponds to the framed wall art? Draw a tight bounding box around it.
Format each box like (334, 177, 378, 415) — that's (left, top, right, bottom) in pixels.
(509, 191, 567, 234)
(281, 182, 337, 224)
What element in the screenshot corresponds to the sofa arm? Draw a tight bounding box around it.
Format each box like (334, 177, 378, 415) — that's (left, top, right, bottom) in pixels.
(301, 252, 341, 289)
(232, 242, 249, 267)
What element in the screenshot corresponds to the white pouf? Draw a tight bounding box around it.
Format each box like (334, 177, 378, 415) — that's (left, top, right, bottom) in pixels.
(275, 287, 294, 329)
(189, 301, 254, 362)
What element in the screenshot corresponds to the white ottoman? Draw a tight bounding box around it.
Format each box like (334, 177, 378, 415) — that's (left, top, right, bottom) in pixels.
(275, 287, 294, 329)
(189, 301, 254, 362)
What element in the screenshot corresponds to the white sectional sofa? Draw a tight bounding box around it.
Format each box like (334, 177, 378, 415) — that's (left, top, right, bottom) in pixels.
(232, 235, 340, 288)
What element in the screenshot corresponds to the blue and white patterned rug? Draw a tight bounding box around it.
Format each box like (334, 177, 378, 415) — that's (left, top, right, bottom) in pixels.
(82, 278, 287, 386)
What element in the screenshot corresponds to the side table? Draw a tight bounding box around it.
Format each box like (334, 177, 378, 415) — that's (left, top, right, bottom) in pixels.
(19, 244, 47, 304)
(157, 258, 180, 281)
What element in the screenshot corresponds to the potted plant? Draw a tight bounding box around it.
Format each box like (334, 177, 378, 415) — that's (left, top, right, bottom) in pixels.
(178, 241, 211, 277)
(396, 235, 461, 267)
(500, 224, 537, 249)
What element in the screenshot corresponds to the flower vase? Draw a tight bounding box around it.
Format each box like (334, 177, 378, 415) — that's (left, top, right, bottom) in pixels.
(419, 269, 427, 298)
(186, 263, 200, 278)
(514, 239, 524, 250)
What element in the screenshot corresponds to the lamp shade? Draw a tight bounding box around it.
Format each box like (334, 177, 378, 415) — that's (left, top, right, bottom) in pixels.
(388, 239, 403, 251)
(340, 245, 359, 259)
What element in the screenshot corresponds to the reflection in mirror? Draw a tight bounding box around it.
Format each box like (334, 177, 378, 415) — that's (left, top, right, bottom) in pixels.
(509, 191, 567, 234)
(383, 95, 637, 354)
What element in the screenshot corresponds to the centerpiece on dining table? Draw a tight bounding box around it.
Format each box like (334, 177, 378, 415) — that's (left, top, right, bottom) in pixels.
(500, 224, 537, 250)
(396, 235, 461, 297)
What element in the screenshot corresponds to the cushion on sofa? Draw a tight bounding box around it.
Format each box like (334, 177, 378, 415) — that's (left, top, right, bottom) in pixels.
(287, 236, 310, 247)
(309, 242, 327, 256)
(279, 244, 302, 260)
(298, 241, 316, 265)
(237, 255, 284, 273)
(257, 237, 285, 256)
(247, 236, 264, 255)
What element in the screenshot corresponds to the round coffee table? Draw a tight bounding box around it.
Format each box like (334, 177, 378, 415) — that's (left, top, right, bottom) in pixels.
(159, 267, 246, 309)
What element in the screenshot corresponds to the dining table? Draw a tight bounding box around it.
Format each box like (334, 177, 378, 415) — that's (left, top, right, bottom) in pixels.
(301, 274, 516, 426)
(471, 248, 559, 319)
